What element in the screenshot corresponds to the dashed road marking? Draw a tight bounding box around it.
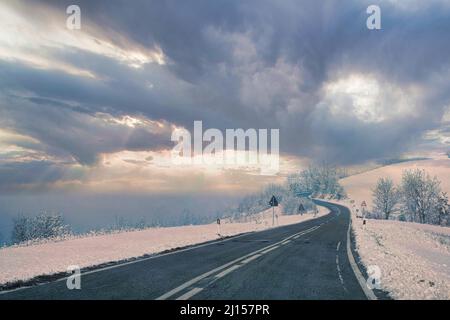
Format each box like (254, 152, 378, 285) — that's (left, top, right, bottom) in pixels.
(335, 241, 347, 292)
(240, 254, 262, 265)
(176, 287, 203, 300)
(215, 265, 242, 279)
(157, 224, 324, 300)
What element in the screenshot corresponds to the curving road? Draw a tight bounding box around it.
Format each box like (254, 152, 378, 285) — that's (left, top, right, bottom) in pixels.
(0, 201, 371, 300)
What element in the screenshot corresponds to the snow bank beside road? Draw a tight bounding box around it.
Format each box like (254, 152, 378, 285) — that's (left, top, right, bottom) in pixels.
(336, 199, 450, 299)
(334, 156, 450, 299)
(0, 206, 329, 287)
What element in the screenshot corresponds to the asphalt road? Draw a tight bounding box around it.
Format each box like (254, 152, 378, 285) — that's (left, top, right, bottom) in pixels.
(0, 201, 369, 300)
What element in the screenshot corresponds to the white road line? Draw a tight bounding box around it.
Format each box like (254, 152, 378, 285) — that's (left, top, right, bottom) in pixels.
(157, 225, 322, 300)
(0, 231, 252, 296)
(344, 207, 377, 300)
(176, 287, 204, 300)
(336, 254, 346, 289)
(1, 207, 334, 297)
(1, 214, 330, 296)
(215, 264, 242, 279)
(156, 256, 246, 300)
(240, 254, 262, 265)
(261, 245, 279, 254)
(335, 241, 346, 290)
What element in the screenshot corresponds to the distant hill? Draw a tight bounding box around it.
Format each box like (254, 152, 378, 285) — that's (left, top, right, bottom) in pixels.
(341, 154, 450, 209)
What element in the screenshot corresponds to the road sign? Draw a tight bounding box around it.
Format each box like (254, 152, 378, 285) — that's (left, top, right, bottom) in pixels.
(361, 201, 367, 207)
(269, 195, 278, 207)
(269, 195, 278, 227)
(298, 203, 305, 214)
(217, 218, 221, 225)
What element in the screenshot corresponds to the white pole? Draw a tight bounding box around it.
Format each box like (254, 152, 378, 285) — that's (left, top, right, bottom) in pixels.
(272, 206, 275, 226)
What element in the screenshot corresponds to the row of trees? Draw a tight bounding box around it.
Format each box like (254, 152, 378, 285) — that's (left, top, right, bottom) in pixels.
(225, 165, 345, 220)
(287, 165, 346, 199)
(11, 213, 71, 244)
(372, 169, 449, 225)
(223, 183, 318, 221)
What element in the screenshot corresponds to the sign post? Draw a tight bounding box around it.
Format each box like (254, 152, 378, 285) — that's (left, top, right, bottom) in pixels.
(217, 218, 221, 236)
(298, 203, 305, 215)
(361, 201, 367, 225)
(361, 201, 367, 215)
(269, 195, 278, 226)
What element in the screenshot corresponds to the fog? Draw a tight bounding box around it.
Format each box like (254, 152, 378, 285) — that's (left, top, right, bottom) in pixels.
(0, 192, 242, 245)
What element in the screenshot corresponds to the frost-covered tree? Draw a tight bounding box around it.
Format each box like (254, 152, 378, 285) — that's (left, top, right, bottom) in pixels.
(281, 194, 316, 215)
(11, 212, 71, 244)
(372, 177, 400, 220)
(288, 165, 346, 199)
(11, 215, 29, 243)
(228, 183, 287, 219)
(435, 192, 449, 226)
(401, 169, 441, 224)
(223, 182, 317, 219)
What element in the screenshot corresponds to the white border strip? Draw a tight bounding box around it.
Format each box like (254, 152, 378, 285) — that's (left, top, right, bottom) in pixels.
(346, 213, 377, 300)
(314, 199, 377, 300)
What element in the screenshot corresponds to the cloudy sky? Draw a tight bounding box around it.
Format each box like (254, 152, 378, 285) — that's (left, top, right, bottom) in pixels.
(1, 0, 450, 200)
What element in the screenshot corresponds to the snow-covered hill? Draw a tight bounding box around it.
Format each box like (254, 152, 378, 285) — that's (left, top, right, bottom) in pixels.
(341, 154, 450, 208)
(337, 155, 450, 299)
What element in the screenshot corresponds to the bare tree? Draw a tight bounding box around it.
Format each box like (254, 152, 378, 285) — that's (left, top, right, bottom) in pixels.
(372, 177, 400, 220)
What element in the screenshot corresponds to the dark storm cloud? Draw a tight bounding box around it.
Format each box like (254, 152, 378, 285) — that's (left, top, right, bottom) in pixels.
(0, 160, 82, 192)
(0, 60, 178, 165)
(3, 0, 450, 167)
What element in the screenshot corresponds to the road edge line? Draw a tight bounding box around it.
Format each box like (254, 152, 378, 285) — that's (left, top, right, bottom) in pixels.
(0, 231, 251, 296)
(346, 215, 377, 300)
(1, 209, 333, 296)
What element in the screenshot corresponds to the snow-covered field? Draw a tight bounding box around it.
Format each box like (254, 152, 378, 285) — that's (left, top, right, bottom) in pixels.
(337, 155, 450, 299)
(350, 206, 450, 299)
(0, 206, 329, 287)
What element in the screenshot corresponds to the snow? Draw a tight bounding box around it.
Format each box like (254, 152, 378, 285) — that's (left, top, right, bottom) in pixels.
(0, 206, 329, 287)
(333, 156, 450, 299)
(350, 207, 450, 299)
(341, 155, 450, 208)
